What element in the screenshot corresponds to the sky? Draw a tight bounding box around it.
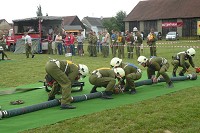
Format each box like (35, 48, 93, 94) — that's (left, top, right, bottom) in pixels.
(0, 0, 141, 23)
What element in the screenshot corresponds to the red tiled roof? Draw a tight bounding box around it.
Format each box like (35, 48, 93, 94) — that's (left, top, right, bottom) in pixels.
(125, 0, 200, 21)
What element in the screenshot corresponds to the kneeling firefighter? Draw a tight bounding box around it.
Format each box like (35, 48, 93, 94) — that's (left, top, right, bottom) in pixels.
(89, 67, 125, 99)
(45, 59, 89, 109)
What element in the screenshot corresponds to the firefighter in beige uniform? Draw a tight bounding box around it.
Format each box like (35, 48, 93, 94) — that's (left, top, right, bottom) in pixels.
(89, 67, 125, 99)
(133, 27, 143, 58)
(110, 57, 142, 94)
(45, 60, 89, 109)
(137, 56, 174, 88)
(117, 32, 125, 58)
(171, 48, 196, 77)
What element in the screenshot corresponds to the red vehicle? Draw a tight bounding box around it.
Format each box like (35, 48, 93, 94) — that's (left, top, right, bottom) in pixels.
(6, 16, 63, 52)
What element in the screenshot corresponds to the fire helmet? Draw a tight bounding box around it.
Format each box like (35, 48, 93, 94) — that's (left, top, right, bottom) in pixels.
(186, 48, 195, 57)
(133, 27, 138, 32)
(113, 67, 125, 77)
(137, 56, 148, 65)
(79, 64, 89, 77)
(110, 57, 122, 68)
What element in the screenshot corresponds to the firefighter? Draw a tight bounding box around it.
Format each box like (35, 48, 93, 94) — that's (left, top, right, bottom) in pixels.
(45, 59, 89, 109)
(137, 56, 174, 88)
(117, 32, 125, 58)
(89, 67, 125, 99)
(110, 57, 142, 94)
(133, 28, 143, 58)
(0, 35, 11, 60)
(171, 48, 196, 77)
(125, 30, 134, 59)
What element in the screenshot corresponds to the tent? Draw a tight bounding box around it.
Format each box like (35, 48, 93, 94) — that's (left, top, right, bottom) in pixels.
(14, 38, 42, 54)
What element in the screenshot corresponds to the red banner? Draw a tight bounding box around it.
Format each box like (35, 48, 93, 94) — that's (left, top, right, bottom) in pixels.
(162, 22, 183, 28)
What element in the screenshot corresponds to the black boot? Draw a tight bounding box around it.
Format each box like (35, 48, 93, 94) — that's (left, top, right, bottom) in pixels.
(60, 104, 76, 109)
(167, 81, 174, 88)
(102, 91, 113, 99)
(130, 89, 137, 94)
(90, 86, 98, 93)
(179, 72, 184, 76)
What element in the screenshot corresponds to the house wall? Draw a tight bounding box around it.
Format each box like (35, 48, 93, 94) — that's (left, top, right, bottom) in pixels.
(0, 19, 12, 36)
(125, 18, 200, 37)
(125, 22, 129, 32)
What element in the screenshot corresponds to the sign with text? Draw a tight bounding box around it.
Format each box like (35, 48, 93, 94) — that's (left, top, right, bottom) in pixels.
(162, 22, 183, 28)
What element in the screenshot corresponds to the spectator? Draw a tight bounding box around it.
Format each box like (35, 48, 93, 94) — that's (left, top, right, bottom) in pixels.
(77, 32, 84, 56)
(55, 33, 63, 55)
(147, 28, 157, 57)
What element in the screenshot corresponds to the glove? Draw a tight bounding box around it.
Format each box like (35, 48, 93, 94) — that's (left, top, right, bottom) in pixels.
(195, 67, 200, 73)
(151, 75, 158, 83)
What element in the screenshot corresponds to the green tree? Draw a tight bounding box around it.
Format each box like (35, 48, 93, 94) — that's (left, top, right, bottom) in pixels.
(102, 17, 120, 33)
(36, 5, 43, 16)
(115, 11, 127, 32)
(102, 11, 127, 33)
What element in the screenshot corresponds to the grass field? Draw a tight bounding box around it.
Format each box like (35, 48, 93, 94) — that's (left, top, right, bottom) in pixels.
(1, 40, 200, 133)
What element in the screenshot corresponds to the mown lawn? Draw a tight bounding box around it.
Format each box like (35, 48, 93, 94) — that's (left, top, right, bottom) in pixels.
(0, 40, 200, 132)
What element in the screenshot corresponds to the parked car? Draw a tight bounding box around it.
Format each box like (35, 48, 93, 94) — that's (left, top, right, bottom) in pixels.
(165, 31, 179, 41)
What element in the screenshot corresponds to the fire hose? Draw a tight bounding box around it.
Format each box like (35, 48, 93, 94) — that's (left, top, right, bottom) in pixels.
(0, 73, 197, 119)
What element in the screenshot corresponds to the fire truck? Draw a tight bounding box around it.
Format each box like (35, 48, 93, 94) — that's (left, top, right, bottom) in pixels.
(6, 16, 63, 52)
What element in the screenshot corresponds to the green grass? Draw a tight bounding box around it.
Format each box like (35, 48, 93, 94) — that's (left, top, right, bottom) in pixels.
(1, 40, 200, 132)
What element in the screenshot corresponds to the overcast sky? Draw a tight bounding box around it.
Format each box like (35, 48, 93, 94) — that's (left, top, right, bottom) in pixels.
(0, 0, 141, 23)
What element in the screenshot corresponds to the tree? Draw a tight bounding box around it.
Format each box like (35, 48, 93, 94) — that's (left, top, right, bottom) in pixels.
(102, 11, 127, 33)
(36, 5, 43, 16)
(115, 11, 127, 32)
(102, 17, 120, 33)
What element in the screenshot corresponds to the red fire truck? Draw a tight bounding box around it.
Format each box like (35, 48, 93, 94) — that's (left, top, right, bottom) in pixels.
(6, 16, 63, 52)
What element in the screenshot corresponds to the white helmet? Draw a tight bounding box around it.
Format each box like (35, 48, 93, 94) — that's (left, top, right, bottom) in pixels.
(110, 57, 122, 67)
(79, 64, 89, 77)
(133, 27, 138, 32)
(137, 56, 148, 65)
(186, 48, 196, 56)
(113, 67, 125, 77)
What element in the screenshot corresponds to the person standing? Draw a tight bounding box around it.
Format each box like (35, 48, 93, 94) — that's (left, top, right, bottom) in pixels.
(110, 57, 142, 94)
(171, 48, 196, 77)
(91, 31, 98, 57)
(24, 32, 34, 58)
(46, 33, 53, 54)
(147, 28, 157, 57)
(70, 33, 75, 56)
(117, 32, 125, 59)
(45, 59, 89, 109)
(101, 30, 110, 58)
(89, 67, 125, 99)
(111, 30, 118, 57)
(87, 30, 93, 56)
(55, 33, 63, 55)
(134, 31, 143, 58)
(0, 35, 11, 60)
(77, 32, 84, 56)
(137, 56, 174, 88)
(125, 31, 134, 59)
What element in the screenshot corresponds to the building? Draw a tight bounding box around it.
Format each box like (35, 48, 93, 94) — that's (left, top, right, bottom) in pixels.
(0, 19, 12, 37)
(62, 16, 85, 36)
(124, 0, 200, 38)
(82, 17, 105, 36)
